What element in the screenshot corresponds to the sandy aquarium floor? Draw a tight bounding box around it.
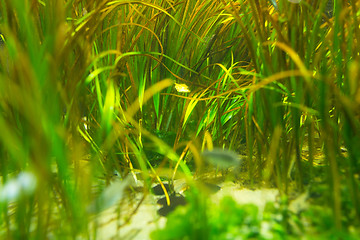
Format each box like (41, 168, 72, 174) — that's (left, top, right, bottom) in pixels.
(89, 178, 279, 240)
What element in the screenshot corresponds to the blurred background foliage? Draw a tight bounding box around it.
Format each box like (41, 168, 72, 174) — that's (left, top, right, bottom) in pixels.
(0, 0, 359, 239)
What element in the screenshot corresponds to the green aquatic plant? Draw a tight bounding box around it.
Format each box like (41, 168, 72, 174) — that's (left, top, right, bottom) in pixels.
(152, 191, 360, 240)
(151, 192, 287, 240)
(0, 0, 359, 239)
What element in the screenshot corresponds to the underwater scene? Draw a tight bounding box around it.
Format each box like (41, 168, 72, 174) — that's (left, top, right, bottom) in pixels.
(0, 0, 360, 239)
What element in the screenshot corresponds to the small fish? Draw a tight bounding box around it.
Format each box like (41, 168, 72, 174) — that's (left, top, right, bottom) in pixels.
(0, 172, 37, 203)
(201, 148, 242, 169)
(269, 0, 278, 10)
(87, 175, 133, 214)
(174, 83, 190, 93)
(325, 0, 334, 18)
(0, 33, 5, 46)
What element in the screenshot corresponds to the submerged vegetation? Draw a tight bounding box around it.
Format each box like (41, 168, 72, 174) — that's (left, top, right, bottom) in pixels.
(0, 0, 359, 239)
